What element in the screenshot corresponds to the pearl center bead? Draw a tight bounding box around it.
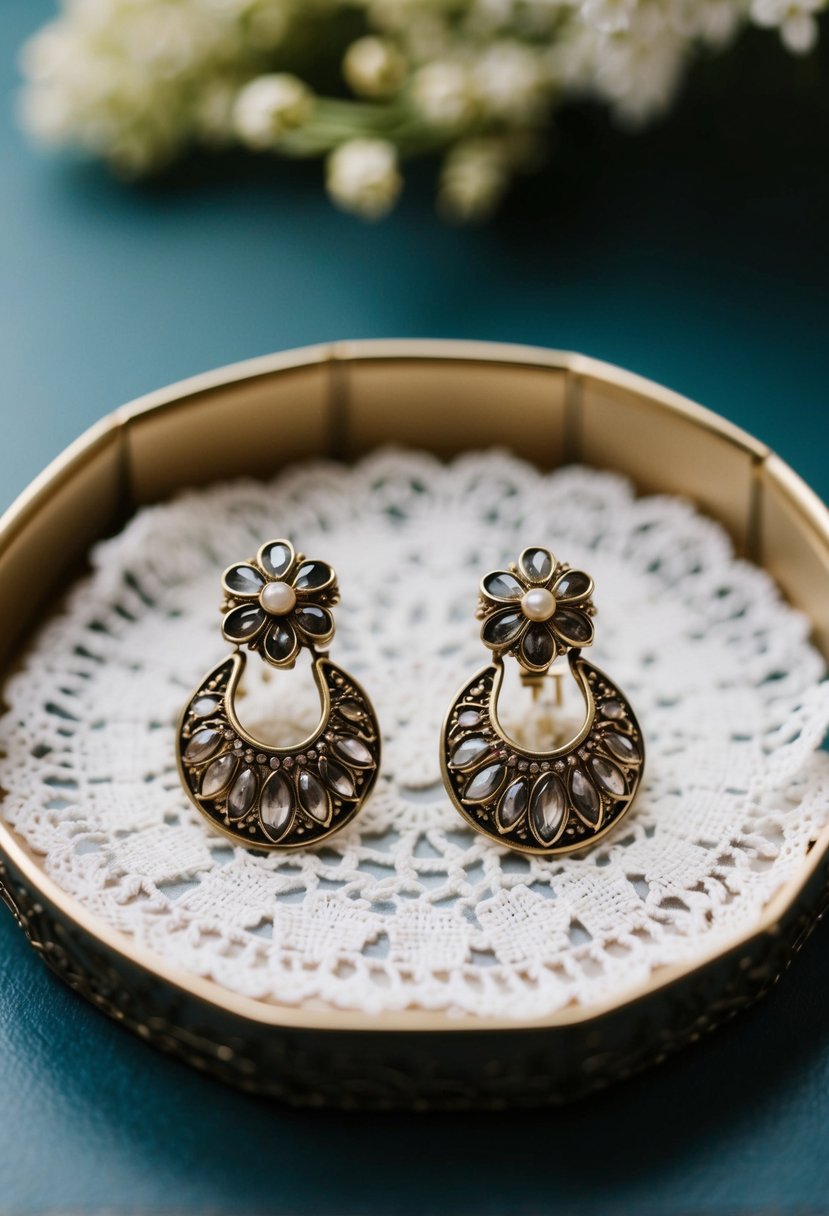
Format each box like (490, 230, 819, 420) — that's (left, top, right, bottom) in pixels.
(259, 580, 296, 616)
(521, 587, 556, 622)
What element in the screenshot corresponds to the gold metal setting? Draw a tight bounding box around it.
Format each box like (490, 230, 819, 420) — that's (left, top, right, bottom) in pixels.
(442, 546, 644, 855)
(177, 540, 380, 849)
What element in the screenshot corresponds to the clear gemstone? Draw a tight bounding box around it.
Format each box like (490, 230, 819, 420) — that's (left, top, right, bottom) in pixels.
(184, 728, 222, 763)
(259, 541, 293, 578)
(521, 624, 554, 668)
(191, 695, 221, 719)
(497, 778, 528, 831)
(553, 570, 592, 601)
(319, 756, 356, 798)
(589, 755, 626, 796)
(294, 561, 334, 591)
(571, 768, 601, 826)
(554, 608, 594, 646)
(200, 753, 236, 798)
(529, 773, 567, 845)
(457, 709, 481, 728)
(482, 571, 524, 600)
(223, 604, 265, 643)
(465, 763, 506, 803)
(298, 771, 330, 822)
(260, 773, 294, 839)
(224, 564, 264, 597)
(295, 605, 333, 637)
(338, 699, 363, 722)
(450, 736, 491, 769)
(227, 767, 258, 818)
(332, 735, 373, 767)
(519, 547, 554, 583)
(604, 731, 640, 762)
(482, 610, 525, 647)
(601, 700, 625, 720)
(263, 621, 296, 664)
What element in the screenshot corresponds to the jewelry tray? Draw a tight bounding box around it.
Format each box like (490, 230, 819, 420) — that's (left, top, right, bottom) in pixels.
(1, 339, 828, 1110)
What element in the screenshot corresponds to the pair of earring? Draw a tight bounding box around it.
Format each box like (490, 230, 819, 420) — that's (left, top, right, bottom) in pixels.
(176, 539, 644, 856)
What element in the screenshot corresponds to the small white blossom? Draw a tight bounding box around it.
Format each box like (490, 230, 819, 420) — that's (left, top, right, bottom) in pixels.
(581, 0, 637, 34)
(326, 138, 403, 219)
(438, 139, 508, 222)
(751, 0, 822, 52)
(343, 36, 407, 97)
(471, 41, 548, 121)
(411, 61, 477, 128)
(233, 74, 313, 149)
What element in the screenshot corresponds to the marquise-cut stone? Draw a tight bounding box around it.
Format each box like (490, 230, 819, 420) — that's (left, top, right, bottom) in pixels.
(338, 699, 363, 722)
(529, 772, 567, 845)
(601, 700, 625, 720)
(497, 778, 528, 832)
(450, 735, 491, 769)
(457, 709, 481, 728)
(224, 563, 264, 597)
(223, 603, 266, 643)
(260, 541, 293, 578)
(319, 756, 356, 798)
(521, 624, 554, 668)
(201, 753, 237, 798)
(260, 773, 294, 839)
(228, 767, 258, 818)
(482, 610, 525, 647)
(332, 735, 373, 767)
(520, 547, 554, 583)
(184, 728, 222, 763)
(298, 771, 330, 822)
(465, 763, 506, 803)
(553, 570, 592, 601)
(295, 561, 333, 591)
(589, 755, 626, 797)
(191, 695, 221, 719)
(604, 731, 640, 762)
(554, 608, 594, 646)
(571, 768, 601, 826)
(482, 571, 524, 600)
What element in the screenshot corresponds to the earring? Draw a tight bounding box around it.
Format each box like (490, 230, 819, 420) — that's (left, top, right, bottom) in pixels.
(176, 539, 380, 850)
(440, 546, 644, 855)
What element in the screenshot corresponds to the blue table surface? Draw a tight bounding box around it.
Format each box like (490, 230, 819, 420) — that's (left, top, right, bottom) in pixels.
(3, 3, 829, 1213)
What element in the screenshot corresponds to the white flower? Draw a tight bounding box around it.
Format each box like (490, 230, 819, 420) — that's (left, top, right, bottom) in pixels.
(581, 0, 638, 34)
(471, 41, 548, 121)
(410, 61, 476, 128)
(438, 139, 508, 222)
(326, 138, 403, 219)
(233, 74, 313, 148)
(751, 0, 823, 52)
(343, 36, 407, 98)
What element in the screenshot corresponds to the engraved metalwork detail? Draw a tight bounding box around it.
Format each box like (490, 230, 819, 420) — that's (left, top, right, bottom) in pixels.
(441, 653, 645, 855)
(177, 652, 380, 850)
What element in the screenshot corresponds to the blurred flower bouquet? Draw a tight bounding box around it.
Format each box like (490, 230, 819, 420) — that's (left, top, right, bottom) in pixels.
(20, 0, 826, 221)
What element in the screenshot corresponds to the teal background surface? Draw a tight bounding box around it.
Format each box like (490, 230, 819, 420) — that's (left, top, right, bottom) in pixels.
(2, 3, 829, 1213)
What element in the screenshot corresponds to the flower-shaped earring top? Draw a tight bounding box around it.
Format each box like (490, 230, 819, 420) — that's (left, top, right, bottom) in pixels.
(477, 546, 596, 672)
(221, 539, 339, 667)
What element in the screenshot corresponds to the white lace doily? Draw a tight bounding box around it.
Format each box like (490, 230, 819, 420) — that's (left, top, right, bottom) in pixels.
(3, 450, 829, 1019)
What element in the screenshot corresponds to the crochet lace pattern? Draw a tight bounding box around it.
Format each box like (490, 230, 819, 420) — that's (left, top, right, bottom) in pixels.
(2, 450, 828, 1018)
